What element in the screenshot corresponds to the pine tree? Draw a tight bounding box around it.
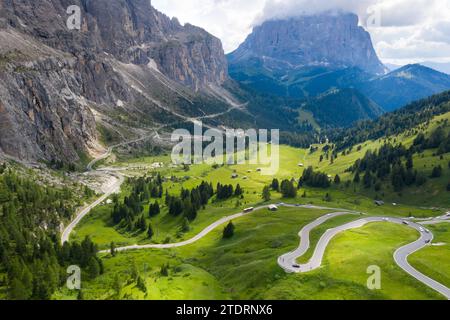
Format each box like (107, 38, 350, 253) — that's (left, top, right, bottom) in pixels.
(363, 172, 373, 189)
(169, 198, 184, 216)
(137, 215, 147, 232)
(334, 175, 341, 185)
(223, 221, 235, 239)
(137, 276, 147, 293)
(183, 199, 197, 221)
(235, 184, 243, 196)
(262, 186, 271, 202)
(271, 179, 280, 191)
(8, 278, 29, 300)
(431, 166, 443, 178)
(391, 164, 405, 192)
(160, 263, 169, 277)
(87, 257, 100, 279)
(406, 155, 414, 170)
(280, 180, 297, 198)
(181, 218, 190, 233)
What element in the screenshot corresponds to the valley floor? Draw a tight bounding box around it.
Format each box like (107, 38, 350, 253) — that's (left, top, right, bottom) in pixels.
(55, 111, 450, 300)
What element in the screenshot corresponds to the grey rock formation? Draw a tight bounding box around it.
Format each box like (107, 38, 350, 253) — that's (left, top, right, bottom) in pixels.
(229, 12, 385, 75)
(0, 0, 229, 163)
(1, 0, 227, 89)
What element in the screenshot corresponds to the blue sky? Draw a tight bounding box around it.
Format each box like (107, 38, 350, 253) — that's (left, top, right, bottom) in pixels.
(152, 0, 450, 66)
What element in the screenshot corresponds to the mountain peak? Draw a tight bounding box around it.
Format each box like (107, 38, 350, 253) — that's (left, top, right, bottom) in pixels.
(229, 12, 386, 75)
(397, 63, 446, 74)
(384, 63, 450, 81)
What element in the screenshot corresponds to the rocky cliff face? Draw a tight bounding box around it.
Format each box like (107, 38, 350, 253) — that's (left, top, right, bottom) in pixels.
(1, 0, 228, 89)
(0, 0, 229, 163)
(229, 13, 385, 75)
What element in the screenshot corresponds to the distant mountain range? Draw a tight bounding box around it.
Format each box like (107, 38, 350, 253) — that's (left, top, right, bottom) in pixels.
(358, 64, 450, 111)
(228, 13, 450, 114)
(1, 2, 449, 164)
(387, 62, 450, 75)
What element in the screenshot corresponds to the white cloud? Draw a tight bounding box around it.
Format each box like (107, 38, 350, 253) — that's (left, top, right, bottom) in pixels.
(254, 0, 376, 25)
(152, 0, 450, 64)
(152, 0, 266, 52)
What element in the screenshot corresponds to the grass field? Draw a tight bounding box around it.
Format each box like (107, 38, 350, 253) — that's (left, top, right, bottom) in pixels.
(57, 209, 444, 300)
(61, 112, 450, 300)
(296, 214, 363, 264)
(72, 137, 447, 249)
(320, 222, 442, 300)
(410, 223, 450, 288)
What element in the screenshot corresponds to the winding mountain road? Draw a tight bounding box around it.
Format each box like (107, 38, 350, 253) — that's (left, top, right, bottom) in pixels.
(98, 204, 338, 253)
(61, 173, 124, 244)
(59, 98, 450, 299)
(61, 90, 249, 244)
(278, 215, 450, 300)
(277, 212, 357, 272)
(95, 200, 450, 299)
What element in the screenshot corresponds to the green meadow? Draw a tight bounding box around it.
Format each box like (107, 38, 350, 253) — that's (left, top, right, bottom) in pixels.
(60, 112, 450, 300)
(410, 223, 450, 288)
(58, 208, 443, 300)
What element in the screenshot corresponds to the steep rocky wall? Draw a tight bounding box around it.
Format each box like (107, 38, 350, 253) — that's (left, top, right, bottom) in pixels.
(0, 0, 230, 163)
(229, 12, 385, 75)
(0, 0, 228, 89)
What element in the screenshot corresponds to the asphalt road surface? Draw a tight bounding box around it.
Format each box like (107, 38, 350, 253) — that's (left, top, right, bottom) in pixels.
(277, 212, 356, 272)
(61, 173, 124, 244)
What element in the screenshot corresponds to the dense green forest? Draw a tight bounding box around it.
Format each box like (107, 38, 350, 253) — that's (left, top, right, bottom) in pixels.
(300, 88, 384, 128)
(347, 125, 450, 192)
(328, 90, 450, 150)
(109, 175, 242, 237)
(0, 165, 102, 300)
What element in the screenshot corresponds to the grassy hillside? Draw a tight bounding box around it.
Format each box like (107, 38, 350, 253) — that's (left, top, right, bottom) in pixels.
(57, 208, 443, 300)
(72, 123, 450, 250)
(329, 90, 450, 150)
(58, 105, 450, 300)
(410, 223, 450, 288)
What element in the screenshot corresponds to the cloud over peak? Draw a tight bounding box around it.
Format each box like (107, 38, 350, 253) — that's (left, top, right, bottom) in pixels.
(152, 0, 450, 64)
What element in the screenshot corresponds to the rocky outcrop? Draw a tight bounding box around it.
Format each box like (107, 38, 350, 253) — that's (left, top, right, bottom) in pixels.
(0, 32, 99, 162)
(229, 12, 385, 75)
(0, 0, 229, 163)
(0, 0, 228, 89)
